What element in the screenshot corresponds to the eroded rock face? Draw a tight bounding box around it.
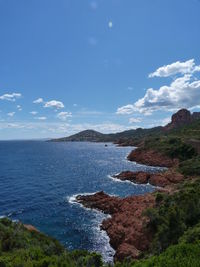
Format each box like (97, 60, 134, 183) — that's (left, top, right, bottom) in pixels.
(127, 149, 174, 168)
(114, 170, 184, 187)
(76, 192, 155, 262)
(192, 112, 200, 121)
(165, 109, 200, 130)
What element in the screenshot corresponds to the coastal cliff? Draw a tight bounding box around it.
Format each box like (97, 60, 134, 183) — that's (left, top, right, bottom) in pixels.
(75, 119, 200, 262)
(76, 191, 155, 261)
(127, 149, 175, 167)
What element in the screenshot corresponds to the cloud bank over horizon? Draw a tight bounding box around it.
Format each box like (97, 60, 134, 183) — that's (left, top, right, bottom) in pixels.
(1, 58, 200, 139)
(117, 59, 200, 116)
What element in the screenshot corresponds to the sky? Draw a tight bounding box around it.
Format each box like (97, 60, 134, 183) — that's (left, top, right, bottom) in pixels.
(0, 0, 200, 139)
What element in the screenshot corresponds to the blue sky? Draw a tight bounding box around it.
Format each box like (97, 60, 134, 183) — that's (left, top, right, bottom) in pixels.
(0, 0, 200, 139)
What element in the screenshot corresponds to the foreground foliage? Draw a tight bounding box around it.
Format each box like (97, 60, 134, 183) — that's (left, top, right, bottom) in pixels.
(145, 180, 200, 253)
(115, 243, 200, 267)
(0, 218, 103, 267)
(2, 211, 200, 267)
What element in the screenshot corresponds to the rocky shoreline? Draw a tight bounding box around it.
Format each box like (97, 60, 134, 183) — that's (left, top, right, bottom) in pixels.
(75, 147, 184, 262)
(76, 191, 155, 261)
(127, 148, 177, 168)
(113, 169, 184, 188)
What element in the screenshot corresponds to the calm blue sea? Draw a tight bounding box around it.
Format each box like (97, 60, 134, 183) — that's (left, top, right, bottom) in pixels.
(0, 141, 159, 261)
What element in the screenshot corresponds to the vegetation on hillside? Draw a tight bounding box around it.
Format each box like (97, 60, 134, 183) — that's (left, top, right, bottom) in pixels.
(145, 180, 200, 253)
(0, 218, 102, 267)
(2, 215, 200, 267)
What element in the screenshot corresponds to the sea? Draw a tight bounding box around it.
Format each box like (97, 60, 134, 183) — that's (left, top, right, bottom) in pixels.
(0, 141, 161, 262)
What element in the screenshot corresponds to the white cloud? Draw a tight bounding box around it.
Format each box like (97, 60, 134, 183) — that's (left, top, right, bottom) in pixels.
(149, 59, 200, 78)
(116, 104, 135, 115)
(161, 117, 171, 126)
(129, 117, 141, 124)
(33, 98, 43, 104)
(44, 100, 64, 109)
(127, 86, 133, 91)
(7, 112, 15, 117)
(17, 105, 22, 111)
(0, 93, 21, 102)
(30, 111, 38, 115)
(0, 123, 25, 129)
(117, 59, 200, 115)
(57, 111, 72, 121)
(0, 122, 135, 137)
(34, 116, 47, 120)
(108, 21, 113, 28)
(133, 74, 200, 114)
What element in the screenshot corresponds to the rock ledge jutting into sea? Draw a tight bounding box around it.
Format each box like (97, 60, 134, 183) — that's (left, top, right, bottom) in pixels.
(76, 191, 155, 262)
(113, 170, 184, 187)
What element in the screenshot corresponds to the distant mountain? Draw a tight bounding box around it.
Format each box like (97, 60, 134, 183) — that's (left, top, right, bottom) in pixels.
(51, 130, 105, 142)
(50, 109, 200, 144)
(50, 127, 163, 144)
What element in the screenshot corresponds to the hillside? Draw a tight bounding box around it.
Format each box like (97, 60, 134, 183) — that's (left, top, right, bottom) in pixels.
(2, 215, 200, 267)
(51, 130, 105, 142)
(0, 217, 102, 267)
(50, 109, 200, 145)
(50, 127, 163, 143)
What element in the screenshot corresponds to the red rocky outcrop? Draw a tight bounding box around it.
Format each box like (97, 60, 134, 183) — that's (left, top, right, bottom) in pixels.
(76, 191, 155, 262)
(165, 108, 200, 130)
(127, 149, 174, 168)
(114, 170, 184, 187)
(114, 171, 150, 184)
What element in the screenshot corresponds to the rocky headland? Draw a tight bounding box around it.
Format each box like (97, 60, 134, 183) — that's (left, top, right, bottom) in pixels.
(75, 137, 189, 262)
(76, 191, 155, 261)
(73, 109, 200, 262)
(127, 148, 176, 168)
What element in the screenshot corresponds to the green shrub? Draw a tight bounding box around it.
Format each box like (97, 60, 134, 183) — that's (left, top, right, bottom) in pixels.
(131, 243, 200, 267)
(0, 219, 103, 267)
(144, 137, 197, 162)
(179, 157, 200, 176)
(146, 180, 200, 253)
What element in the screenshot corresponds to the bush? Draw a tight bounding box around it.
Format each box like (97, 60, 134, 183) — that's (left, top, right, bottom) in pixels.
(0, 219, 103, 267)
(146, 180, 200, 253)
(131, 243, 200, 267)
(179, 157, 200, 176)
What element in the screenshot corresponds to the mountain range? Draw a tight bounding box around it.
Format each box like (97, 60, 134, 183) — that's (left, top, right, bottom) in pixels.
(50, 109, 200, 144)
